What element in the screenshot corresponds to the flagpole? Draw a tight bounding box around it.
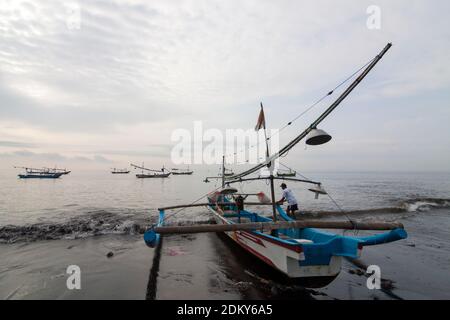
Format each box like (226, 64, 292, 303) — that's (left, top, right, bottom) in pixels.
(260, 102, 277, 222)
(221, 155, 225, 188)
(261, 103, 270, 160)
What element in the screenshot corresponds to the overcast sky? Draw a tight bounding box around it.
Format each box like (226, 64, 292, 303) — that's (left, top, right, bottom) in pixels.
(0, 0, 449, 172)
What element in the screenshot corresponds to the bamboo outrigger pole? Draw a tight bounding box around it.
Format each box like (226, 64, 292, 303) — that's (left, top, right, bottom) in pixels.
(226, 176, 322, 186)
(158, 202, 285, 211)
(154, 220, 404, 234)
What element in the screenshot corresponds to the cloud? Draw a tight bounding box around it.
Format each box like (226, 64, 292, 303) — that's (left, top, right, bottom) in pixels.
(0, 140, 37, 148)
(0, 149, 112, 163)
(0, 0, 449, 170)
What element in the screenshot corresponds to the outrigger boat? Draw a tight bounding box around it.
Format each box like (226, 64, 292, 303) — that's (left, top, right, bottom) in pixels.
(111, 168, 130, 174)
(15, 166, 64, 179)
(143, 43, 408, 287)
(171, 167, 194, 175)
(131, 163, 171, 178)
(204, 167, 234, 182)
(223, 168, 234, 177)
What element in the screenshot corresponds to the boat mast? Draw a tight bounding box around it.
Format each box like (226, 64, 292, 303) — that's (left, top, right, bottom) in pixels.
(221, 155, 225, 188)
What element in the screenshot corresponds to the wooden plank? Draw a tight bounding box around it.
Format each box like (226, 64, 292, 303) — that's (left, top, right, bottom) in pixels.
(157, 202, 275, 211)
(154, 220, 404, 234)
(157, 203, 210, 211)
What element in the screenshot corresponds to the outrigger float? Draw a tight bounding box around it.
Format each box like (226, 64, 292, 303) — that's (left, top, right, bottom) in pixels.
(143, 43, 407, 287)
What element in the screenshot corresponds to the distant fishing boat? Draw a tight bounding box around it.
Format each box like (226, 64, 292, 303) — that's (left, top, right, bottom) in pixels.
(203, 167, 234, 182)
(276, 169, 296, 177)
(170, 166, 193, 175)
(143, 43, 408, 287)
(131, 163, 171, 178)
(223, 168, 234, 176)
(111, 168, 130, 174)
(15, 166, 63, 179)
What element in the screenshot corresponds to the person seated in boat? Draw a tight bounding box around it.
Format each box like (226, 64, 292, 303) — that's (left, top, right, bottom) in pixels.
(232, 194, 248, 212)
(277, 183, 299, 217)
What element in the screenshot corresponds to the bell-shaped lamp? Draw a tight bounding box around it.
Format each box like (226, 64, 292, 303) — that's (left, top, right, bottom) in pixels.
(305, 128, 332, 145)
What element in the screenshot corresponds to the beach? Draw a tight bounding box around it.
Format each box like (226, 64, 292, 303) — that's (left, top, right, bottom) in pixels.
(1, 171, 450, 299)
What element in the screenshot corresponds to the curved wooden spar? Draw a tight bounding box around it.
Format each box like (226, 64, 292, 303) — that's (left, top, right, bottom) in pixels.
(226, 176, 322, 186)
(14, 166, 47, 172)
(154, 220, 404, 234)
(130, 163, 164, 172)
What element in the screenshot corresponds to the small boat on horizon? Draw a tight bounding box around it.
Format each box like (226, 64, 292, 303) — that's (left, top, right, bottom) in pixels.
(276, 169, 296, 177)
(131, 163, 171, 178)
(111, 168, 130, 174)
(222, 168, 234, 176)
(170, 166, 193, 175)
(15, 166, 64, 179)
(203, 167, 234, 182)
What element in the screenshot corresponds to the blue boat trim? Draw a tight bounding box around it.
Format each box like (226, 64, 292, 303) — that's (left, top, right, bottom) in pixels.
(144, 203, 407, 267)
(144, 209, 165, 247)
(274, 205, 407, 265)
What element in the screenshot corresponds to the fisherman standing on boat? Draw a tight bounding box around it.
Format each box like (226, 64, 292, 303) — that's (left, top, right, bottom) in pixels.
(278, 183, 299, 217)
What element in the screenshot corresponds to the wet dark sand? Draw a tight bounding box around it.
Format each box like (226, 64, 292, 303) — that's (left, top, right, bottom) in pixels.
(1, 209, 449, 300)
(0, 235, 151, 299)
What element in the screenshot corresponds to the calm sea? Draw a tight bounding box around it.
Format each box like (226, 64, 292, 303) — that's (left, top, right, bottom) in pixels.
(0, 170, 449, 240)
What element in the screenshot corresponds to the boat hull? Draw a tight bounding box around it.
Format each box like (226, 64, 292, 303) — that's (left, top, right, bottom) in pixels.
(136, 173, 170, 178)
(277, 173, 296, 177)
(215, 232, 339, 288)
(18, 173, 63, 179)
(207, 206, 342, 282)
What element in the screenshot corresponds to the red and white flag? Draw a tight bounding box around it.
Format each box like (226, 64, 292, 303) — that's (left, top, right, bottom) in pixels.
(255, 104, 266, 131)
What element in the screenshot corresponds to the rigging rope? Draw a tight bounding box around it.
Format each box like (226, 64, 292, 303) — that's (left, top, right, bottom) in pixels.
(278, 161, 357, 234)
(223, 56, 376, 163)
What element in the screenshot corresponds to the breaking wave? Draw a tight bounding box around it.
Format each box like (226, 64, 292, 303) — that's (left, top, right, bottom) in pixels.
(0, 198, 448, 244)
(0, 209, 215, 244)
(400, 198, 450, 212)
(302, 198, 450, 217)
(0, 211, 149, 244)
